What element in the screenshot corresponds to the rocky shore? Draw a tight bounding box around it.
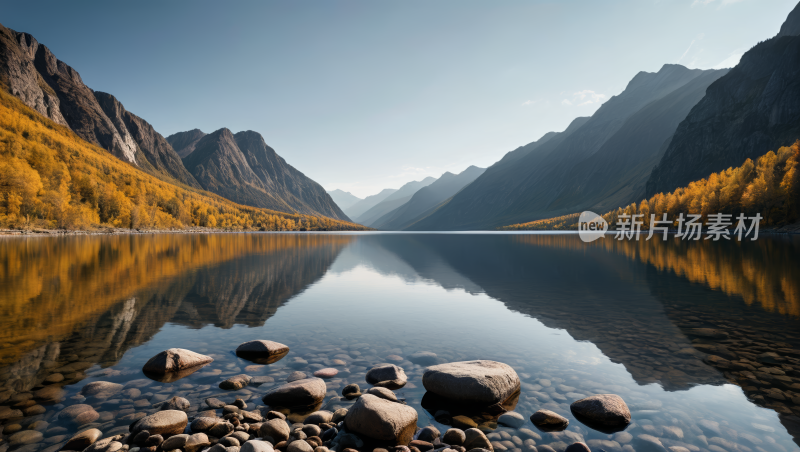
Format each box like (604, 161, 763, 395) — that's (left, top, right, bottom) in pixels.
(2, 339, 795, 452)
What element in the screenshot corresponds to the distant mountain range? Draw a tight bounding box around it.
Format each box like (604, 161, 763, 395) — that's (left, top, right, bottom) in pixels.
(327, 189, 362, 211)
(411, 64, 729, 230)
(0, 22, 347, 222)
(355, 177, 437, 226)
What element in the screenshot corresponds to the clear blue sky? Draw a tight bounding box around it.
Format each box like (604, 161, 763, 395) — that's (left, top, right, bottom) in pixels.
(3, 0, 797, 197)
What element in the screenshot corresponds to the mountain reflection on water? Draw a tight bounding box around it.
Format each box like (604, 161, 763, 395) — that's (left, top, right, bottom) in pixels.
(0, 232, 799, 450)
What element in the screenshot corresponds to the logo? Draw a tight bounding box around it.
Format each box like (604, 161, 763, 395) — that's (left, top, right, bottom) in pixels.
(578, 211, 608, 243)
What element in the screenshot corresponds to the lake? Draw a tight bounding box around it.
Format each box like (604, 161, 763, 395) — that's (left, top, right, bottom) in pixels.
(1, 232, 799, 452)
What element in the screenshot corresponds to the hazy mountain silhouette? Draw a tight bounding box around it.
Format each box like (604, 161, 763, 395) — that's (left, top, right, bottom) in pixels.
(647, 4, 800, 196)
(328, 189, 362, 211)
(355, 177, 436, 226)
(413, 65, 721, 230)
(344, 189, 397, 220)
(371, 166, 486, 230)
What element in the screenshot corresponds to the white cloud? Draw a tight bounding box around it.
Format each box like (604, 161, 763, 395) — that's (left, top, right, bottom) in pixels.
(562, 99, 573, 106)
(521, 99, 540, 106)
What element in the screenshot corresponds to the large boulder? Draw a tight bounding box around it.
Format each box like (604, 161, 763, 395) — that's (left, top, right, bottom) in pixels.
(142, 348, 213, 378)
(262, 378, 326, 410)
(422, 361, 520, 405)
(366, 364, 407, 389)
(569, 394, 630, 433)
(344, 394, 418, 444)
(132, 410, 189, 436)
(236, 340, 290, 364)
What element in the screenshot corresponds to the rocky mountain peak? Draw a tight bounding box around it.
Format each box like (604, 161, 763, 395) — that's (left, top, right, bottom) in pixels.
(777, 1, 800, 37)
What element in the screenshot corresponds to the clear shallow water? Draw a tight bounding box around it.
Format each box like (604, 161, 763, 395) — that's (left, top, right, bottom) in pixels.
(1, 232, 800, 452)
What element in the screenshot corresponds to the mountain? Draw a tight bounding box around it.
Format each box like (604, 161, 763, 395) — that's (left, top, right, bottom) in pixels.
(355, 177, 436, 226)
(167, 129, 207, 158)
(94, 92, 200, 187)
(0, 23, 197, 187)
(412, 64, 718, 230)
(549, 68, 729, 214)
(180, 128, 349, 221)
(328, 189, 362, 211)
(646, 4, 800, 197)
(371, 166, 486, 230)
(343, 188, 397, 220)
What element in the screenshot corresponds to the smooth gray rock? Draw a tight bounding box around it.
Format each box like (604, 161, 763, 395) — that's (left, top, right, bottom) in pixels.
(344, 394, 417, 444)
(365, 364, 407, 388)
(132, 410, 189, 436)
(422, 361, 520, 404)
(443, 428, 466, 446)
(463, 429, 493, 451)
(530, 410, 569, 432)
(142, 349, 213, 374)
(497, 412, 524, 429)
(569, 394, 630, 433)
(262, 378, 326, 409)
(259, 419, 290, 442)
(241, 440, 274, 452)
(366, 387, 398, 402)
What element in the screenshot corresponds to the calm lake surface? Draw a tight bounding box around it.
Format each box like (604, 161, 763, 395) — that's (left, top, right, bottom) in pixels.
(1, 232, 800, 452)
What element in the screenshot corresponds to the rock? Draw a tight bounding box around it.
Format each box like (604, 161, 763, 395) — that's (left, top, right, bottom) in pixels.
(443, 429, 466, 446)
(304, 411, 333, 425)
(145, 435, 164, 447)
(564, 443, 590, 452)
(497, 412, 524, 429)
(367, 387, 398, 402)
(342, 384, 362, 399)
(161, 434, 189, 450)
(335, 432, 363, 449)
(9, 430, 43, 446)
(260, 419, 290, 442)
(231, 432, 251, 443)
(221, 374, 252, 390)
(313, 368, 338, 378)
(190, 417, 220, 433)
(207, 398, 227, 408)
(262, 378, 326, 409)
(452, 416, 478, 429)
(242, 410, 263, 423)
(410, 440, 433, 451)
(366, 364, 408, 389)
(132, 410, 189, 436)
(161, 396, 191, 411)
(287, 440, 313, 452)
(332, 408, 348, 423)
(142, 348, 213, 375)
(302, 425, 322, 437)
(63, 428, 102, 450)
(0, 405, 22, 420)
(417, 426, 440, 442)
(235, 341, 290, 364)
(85, 437, 123, 452)
(287, 371, 307, 382)
(209, 422, 235, 438)
(569, 394, 630, 433)
(58, 404, 98, 424)
(632, 434, 667, 452)
(33, 385, 66, 403)
(185, 433, 211, 452)
(409, 352, 439, 366)
(220, 438, 240, 447)
(81, 381, 124, 399)
(252, 376, 275, 385)
(463, 429, 493, 451)
(344, 394, 418, 444)
(530, 410, 568, 432)
(422, 361, 520, 405)
(241, 440, 274, 452)
(266, 411, 286, 420)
